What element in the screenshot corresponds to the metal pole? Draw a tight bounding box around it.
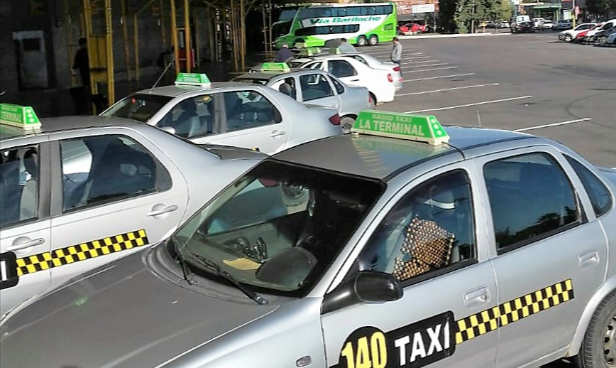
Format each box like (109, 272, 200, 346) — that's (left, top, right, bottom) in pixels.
(184, 0, 191, 72)
(82, 0, 96, 96)
(171, 0, 180, 75)
(64, 0, 76, 86)
(121, 0, 131, 81)
(133, 13, 140, 81)
(195, 11, 201, 67)
(104, 0, 115, 105)
(160, 0, 167, 46)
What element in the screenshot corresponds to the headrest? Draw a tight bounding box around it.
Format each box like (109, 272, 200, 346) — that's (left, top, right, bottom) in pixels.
(23, 148, 38, 177)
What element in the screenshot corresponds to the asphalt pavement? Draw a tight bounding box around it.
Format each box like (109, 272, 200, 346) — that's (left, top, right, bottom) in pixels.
(365, 32, 615, 169)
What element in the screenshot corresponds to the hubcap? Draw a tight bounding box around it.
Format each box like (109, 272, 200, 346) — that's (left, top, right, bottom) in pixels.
(603, 314, 616, 366)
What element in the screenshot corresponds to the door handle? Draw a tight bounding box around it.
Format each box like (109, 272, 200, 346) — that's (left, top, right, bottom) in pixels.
(270, 130, 286, 138)
(464, 287, 490, 308)
(147, 204, 179, 217)
(579, 251, 600, 269)
(6, 237, 45, 251)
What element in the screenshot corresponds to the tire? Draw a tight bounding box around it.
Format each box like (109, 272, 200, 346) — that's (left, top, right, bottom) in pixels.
(577, 291, 616, 368)
(357, 35, 367, 47)
(368, 34, 379, 46)
(598, 36, 608, 46)
(564, 34, 572, 42)
(369, 92, 377, 109)
(340, 116, 356, 133)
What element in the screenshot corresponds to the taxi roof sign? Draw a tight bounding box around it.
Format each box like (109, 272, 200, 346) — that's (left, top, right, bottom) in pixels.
(352, 110, 449, 145)
(261, 62, 290, 73)
(297, 47, 321, 56)
(175, 73, 211, 87)
(0, 103, 42, 131)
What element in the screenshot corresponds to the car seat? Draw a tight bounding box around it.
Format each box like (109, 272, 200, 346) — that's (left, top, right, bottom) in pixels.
(278, 83, 294, 99)
(0, 158, 22, 226)
(172, 99, 201, 138)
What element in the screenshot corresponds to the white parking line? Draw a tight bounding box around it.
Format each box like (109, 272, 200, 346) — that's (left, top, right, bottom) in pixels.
(405, 96, 532, 113)
(402, 60, 440, 65)
(403, 73, 475, 82)
(397, 83, 500, 96)
(405, 63, 449, 68)
(514, 118, 591, 132)
(404, 66, 458, 73)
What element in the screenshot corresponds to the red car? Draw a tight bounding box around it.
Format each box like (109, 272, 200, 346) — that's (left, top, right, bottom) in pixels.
(398, 22, 427, 35)
(572, 29, 589, 43)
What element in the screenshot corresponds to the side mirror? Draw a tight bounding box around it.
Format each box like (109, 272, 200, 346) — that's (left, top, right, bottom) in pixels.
(322, 271, 402, 314)
(160, 126, 176, 135)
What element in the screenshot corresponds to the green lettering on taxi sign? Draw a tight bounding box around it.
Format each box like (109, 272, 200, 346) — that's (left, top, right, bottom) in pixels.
(175, 73, 211, 86)
(352, 110, 449, 145)
(0, 103, 42, 130)
(261, 62, 290, 73)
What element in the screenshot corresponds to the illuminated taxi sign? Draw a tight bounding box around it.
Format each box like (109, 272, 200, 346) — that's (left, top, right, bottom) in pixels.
(328, 47, 341, 54)
(297, 46, 321, 56)
(261, 62, 290, 73)
(175, 73, 211, 87)
(352, 110, 449, 145)
(0, 103, 41, 130)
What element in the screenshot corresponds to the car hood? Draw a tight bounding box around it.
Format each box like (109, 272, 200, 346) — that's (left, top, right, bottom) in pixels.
(0, 249, 278, 368)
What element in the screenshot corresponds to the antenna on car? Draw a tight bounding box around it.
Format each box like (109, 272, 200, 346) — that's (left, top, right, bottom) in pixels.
(149, 61, 174, 93)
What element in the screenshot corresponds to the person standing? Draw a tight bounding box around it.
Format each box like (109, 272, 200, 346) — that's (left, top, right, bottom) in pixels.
(390, 37, 402, 73)
(338, 38, 356, 53)
(71, 37, 91, 90)
(275, 43, 294, 62)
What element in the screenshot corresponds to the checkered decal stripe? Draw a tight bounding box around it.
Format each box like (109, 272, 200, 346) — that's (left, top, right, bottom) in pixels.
(455, 279, 574, 344)
(15, 229, 149, 276)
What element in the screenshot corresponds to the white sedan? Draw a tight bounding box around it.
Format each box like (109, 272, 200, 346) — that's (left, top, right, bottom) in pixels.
(102, 75, 341, 154)
(559, 23, 597, 41)
(289, 54, 402, 106)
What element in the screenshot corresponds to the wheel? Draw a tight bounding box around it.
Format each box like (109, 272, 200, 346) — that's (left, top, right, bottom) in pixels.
(357, 35, 367, 47)
(369, 92, 377, 109)
(577, 291, 616, 368)
(598, 36, 608, 46)
(340, 116, 356, 133)
(564, 34, 572, 42)
(368, 34, 379, 46)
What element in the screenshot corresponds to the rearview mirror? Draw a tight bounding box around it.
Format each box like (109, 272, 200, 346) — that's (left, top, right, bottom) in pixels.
(322, 271, 402, 314)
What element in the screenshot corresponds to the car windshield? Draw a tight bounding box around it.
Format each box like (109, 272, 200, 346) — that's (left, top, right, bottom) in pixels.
(101, 94, 172, 122)
(172, 160, 385, 296)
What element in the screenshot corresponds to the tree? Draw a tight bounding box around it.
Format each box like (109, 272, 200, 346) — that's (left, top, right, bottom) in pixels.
(498, 0, 513, 21)
(438, 0, 458, 32)
(586, 0, 616, 17)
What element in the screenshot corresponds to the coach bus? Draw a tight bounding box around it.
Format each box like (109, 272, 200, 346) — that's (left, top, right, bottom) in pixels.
(273, 2, 397, 49)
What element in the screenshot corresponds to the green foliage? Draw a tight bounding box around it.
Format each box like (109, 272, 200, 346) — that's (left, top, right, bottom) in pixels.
(438, 0, 458, 32)
(585, 0, 616, 16)
(498, 0, 513, 20)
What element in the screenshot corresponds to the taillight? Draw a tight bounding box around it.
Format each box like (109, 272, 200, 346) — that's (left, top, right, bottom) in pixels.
(387, 73, 393, 83)
(393, 66, 401, 72)
(329, 114, 341, 126)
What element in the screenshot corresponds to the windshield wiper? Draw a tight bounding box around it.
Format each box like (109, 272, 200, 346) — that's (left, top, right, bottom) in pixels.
(169, 237, 195, 285)
(187, 250, 269, 305)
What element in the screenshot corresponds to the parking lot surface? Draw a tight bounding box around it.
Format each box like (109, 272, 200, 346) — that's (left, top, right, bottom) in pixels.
(365, 33, 615, 168)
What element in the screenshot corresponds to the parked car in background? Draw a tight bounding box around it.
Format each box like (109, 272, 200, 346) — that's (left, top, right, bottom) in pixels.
(398, 22, 427, 35)
(593, 27, 616, 45)
(555, 19, 573, 30)
(533, 17, 546, 30)
(542, 20, 555, 30)
(559, 23, 597, 41)
(572, 29, 591, 43)
(606, 30, 616, 45)
(584, 19, 616, 43)
(498, 20, 510, 28)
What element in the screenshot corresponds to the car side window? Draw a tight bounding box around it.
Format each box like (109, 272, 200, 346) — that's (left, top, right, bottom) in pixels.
(61, 135, 167, 211)
(299, 74, 334, 101)
(484, 152, 580, 251)
(0, 145, 39, 229)
(159, 95, 216, 138)
(359, 170, 476, 283)
(273, 77, 297, 100)
(327, 60, 358, 78)
(330, 77, 345, 94)
(565, 156, 613, 218)
(223, 90, 280, 132)
(306, 61, 323, 70)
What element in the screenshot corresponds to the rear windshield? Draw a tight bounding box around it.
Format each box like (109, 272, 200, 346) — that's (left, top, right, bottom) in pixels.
(102, 94, 172, 122)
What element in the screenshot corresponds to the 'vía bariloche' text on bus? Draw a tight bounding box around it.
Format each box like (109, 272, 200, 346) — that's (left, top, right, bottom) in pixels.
(308, 16, 383, 25)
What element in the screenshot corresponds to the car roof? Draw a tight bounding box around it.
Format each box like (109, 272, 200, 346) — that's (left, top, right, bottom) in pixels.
(273, 126, 534, 181)
(0, 116, 145, 142)
(134, 82, 261, 98)
(235, 68, 327, 81)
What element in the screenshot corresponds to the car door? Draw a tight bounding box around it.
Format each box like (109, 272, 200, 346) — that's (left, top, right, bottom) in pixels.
(0, 140, 52, 316)
(321, 167, 498, 368)
(474, 147, 607, 368)
(157, 94, 225, 145)
(218, 89, 289, 154)
(296, 73, 340, 110)
(326, 59, 363, 87)
(47, 128, 189, 289)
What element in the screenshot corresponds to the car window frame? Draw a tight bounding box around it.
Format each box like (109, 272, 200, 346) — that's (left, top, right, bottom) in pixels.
(54, 134, 170, 214)
(482, 151, 584, 255)
(299, 73, 335, 102)
(0, 141, 51, 230)
(219, 89, 282, 133)
(328, 59, 358, 78)
(564, 155, 613, 218)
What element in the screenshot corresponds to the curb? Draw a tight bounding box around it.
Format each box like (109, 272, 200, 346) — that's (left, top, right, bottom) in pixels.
(398, 33, 510, 40)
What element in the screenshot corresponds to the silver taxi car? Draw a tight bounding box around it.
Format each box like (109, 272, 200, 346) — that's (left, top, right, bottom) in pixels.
(101, 73, 342, 154)
(233, 64, 372, 130)
(0, 104, 265, 317)
(2, 111, 616, 368)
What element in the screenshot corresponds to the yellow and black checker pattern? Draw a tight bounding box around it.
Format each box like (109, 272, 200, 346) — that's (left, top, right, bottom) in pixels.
(455, 279, 574, 345)
(16, 229, 149, 276)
